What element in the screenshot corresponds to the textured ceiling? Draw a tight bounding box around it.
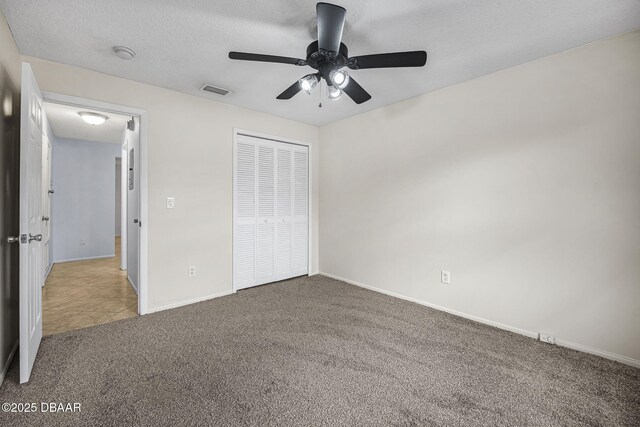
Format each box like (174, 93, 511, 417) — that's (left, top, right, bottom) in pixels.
(3, 1, 640, 126)
(44, 102, 130, 145)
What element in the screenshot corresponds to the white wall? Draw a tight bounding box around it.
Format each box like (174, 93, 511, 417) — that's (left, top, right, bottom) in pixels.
(319, 30, 640, 364)
(52, 137, 121, 262)
(25, 56, 320, 312)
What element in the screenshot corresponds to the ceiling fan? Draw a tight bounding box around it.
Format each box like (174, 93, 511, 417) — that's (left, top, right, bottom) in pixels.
(229, 2, 427, 104)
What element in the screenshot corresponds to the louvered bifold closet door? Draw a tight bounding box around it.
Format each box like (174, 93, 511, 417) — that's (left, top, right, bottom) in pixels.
(291, 147, 309, 275)
(234, 134, 308, 290)
(256, 143, 276, 282)
(275, 147, 293, 277)
(233, 137, 256, 289)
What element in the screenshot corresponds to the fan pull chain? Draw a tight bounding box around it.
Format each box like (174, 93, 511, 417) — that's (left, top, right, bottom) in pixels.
(318, 79, 323, 108)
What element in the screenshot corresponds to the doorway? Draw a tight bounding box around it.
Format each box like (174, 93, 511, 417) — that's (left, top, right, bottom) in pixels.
(40, 100, 142, 335)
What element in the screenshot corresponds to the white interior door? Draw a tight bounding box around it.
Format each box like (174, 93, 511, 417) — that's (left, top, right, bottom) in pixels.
(19, 62, 44, 383)
(233, 133, 308, 290)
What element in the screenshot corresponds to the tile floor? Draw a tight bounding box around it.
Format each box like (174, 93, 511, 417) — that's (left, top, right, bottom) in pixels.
(43, 237, 138, 336)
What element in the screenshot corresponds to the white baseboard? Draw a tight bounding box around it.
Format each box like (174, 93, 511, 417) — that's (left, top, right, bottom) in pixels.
(319, 272, 640, 368)
(44, 262, 53, 280)
(127, 276, 138, 295)
(0, 340, 19, 386)
(54, 254, 115, 263)
(555, 338, 640, 368)
(148, 289, 235, 314)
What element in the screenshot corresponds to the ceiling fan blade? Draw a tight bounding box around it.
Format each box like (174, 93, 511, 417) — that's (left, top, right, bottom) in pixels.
(343, 77, 371, 104)
(348, 51, 427, 70)
(229, 51, 306, 66)
(276, 80, 303, 100)
(317, 2, 346, 53)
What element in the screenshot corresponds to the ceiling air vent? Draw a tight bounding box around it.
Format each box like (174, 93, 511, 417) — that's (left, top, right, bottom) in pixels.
(201, 84, 231, 96)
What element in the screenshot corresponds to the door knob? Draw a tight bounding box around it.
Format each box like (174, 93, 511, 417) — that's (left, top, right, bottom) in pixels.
(42, 216, 49, 221)
(28, 234, 42, 242)
(7, 236, 19, 243)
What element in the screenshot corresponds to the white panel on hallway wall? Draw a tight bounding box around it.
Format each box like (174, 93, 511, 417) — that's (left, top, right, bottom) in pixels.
(233, 133, 308, 290)
(125, 118, 140, 293)
(41, 126, 53, 277)
(52, 138, 121, 262)
(115, 159, 121, 236)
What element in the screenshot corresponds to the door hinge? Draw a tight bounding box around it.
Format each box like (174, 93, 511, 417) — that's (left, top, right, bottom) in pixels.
(20, 234, 27, 244)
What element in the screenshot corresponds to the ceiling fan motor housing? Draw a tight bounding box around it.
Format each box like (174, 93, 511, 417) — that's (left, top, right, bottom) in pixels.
(305, 40, 349, 85)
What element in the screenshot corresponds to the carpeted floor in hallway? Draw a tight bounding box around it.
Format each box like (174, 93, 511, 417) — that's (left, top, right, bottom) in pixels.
(1, 275, 638, 426)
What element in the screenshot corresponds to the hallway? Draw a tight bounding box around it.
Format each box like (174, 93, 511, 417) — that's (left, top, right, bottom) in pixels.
(42, 237, 138, 336)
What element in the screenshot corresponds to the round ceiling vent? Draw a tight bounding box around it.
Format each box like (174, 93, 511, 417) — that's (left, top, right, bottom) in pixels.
(113, 46, 135, 60)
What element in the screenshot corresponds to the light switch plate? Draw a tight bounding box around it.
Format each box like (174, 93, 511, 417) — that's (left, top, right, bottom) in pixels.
(166, 197, 175, 209)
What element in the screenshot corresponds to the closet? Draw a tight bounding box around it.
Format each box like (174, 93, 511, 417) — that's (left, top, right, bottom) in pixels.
(233, 132, 309, 290)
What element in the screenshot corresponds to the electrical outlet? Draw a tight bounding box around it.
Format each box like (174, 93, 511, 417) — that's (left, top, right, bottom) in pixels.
(188, 266, 196, 277)
(80, 239, 87, 246)
(539, 333, 556, 345)
(166, 197, 175, 209)
(441, 270, 451, 284)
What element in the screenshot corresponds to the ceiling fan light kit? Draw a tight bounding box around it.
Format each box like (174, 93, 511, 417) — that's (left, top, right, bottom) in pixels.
(229, 2, 427, 105)
(299, 74, 319, 94)
(329, 69, 349, 89)
(327, 85, 342, 100)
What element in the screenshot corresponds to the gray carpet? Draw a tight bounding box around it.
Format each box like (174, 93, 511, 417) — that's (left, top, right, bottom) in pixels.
(0, 275, 638, 426)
